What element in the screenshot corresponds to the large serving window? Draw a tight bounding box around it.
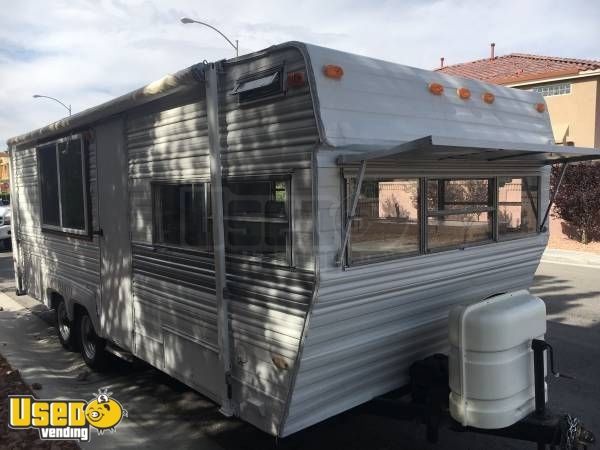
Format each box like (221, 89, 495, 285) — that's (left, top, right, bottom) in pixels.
(344, 174, 540, 265)
(337, 134, 600, 266)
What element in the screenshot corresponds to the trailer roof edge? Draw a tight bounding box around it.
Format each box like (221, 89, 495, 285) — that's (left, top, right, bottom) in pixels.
(6, 62, 208, 148)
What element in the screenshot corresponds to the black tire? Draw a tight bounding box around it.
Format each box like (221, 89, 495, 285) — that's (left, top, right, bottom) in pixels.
(55, 299, 76, 351)
(78, 310, 109, 371)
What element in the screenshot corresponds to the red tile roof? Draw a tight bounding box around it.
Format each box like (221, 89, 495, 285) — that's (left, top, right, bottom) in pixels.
(437, 53, 600, 85)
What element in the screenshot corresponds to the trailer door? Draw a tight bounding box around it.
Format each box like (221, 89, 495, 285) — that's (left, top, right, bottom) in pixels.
(95, 118, 133, 350)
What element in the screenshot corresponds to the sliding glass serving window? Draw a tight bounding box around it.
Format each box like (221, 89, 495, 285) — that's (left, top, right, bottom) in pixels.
(347, 178, 420, 264)
(426, 178, 494, 251)
(498, 177, 539, 239)
(37, 137, 88, 234)
(223, 178, 291, 264)
(153, 183, 211, 250)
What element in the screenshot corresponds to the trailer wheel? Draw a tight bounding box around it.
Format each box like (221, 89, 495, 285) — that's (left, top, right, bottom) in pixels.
(55, 299, 76, 351)
(78, 310, 109, 371)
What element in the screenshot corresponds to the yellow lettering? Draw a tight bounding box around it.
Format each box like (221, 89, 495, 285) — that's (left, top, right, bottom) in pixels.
(69, 402, 87, 426)
(9, 397, 31, 427)
(32, 402, 49, 427)
(50, 402, 68, 427)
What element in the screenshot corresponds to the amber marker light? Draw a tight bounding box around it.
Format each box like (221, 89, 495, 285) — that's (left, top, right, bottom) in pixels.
(536, 103, 546, 113)
(428, 82, 444, 95)
(457, 87, 471, 100)
(482, 92, 495, 104)
(323, 65, 344, 79)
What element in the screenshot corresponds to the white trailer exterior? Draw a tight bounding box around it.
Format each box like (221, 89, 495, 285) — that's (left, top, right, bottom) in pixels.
(7, 42, 600, 437)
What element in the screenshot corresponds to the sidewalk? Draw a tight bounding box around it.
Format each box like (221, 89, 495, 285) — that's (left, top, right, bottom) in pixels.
(0, 290, 226, 450)
(541, 248, 600, 268)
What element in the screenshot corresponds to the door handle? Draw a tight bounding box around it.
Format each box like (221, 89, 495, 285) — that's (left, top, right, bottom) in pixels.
(93, 228, 104, 237)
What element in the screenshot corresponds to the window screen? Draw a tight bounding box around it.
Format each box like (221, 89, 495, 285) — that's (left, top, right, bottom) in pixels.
(38, 137, 88, 233)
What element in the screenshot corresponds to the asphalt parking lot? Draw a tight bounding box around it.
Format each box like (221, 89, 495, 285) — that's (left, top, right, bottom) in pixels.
(1, 250, 599, 450)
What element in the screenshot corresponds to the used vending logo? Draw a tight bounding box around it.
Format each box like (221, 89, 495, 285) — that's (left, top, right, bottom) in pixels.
(8, 388, 127, 442)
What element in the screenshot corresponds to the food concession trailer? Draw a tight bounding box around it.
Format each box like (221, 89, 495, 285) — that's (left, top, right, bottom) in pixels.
(7, 42, 600, 446)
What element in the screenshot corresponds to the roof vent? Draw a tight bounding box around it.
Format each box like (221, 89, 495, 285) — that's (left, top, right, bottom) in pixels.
(490, 43, 496, 60)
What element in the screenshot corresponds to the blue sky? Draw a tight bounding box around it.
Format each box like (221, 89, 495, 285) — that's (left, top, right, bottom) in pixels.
(1, 0, 599, 145)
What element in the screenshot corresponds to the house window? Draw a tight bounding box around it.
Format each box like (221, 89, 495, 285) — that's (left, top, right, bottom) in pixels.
(498, 177, 539, 239)
(153, 183, 210, 250)
(347, 178, 420, 264)
(531, 82, 571, 97)
(426, 179, 494, 251)
(223, 178, 290, 263)
(37, 137, 88, 234)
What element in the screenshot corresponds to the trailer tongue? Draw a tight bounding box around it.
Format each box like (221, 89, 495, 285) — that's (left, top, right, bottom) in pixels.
(361, 291, 595, 450)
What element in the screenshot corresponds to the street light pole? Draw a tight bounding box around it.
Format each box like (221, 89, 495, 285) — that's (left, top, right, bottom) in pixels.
(32, 94, 72, 116)
(180, 17, 239, 57)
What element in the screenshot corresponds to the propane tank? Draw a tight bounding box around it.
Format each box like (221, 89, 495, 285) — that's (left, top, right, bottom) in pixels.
(448, 290, 546, 429)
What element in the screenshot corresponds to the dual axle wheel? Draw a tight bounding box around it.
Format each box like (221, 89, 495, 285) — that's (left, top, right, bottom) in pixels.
(55, 299, 109, 370)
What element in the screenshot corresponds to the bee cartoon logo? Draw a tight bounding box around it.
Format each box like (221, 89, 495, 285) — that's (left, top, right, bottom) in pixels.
(8, 387, 127, 442)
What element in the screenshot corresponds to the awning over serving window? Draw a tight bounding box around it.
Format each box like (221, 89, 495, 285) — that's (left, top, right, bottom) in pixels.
(336, 135, 600, 166)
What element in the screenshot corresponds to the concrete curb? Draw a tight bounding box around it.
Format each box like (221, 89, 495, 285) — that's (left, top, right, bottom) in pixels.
(541, 248, 600, 268)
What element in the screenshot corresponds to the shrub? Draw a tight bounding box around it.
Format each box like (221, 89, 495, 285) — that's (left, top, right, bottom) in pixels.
(551, 162, 600, 244)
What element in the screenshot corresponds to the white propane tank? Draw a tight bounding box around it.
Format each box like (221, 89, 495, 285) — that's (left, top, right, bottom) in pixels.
(448, 290, 547, 429)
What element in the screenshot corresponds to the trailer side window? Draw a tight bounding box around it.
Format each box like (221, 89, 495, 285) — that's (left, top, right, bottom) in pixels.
(223, 179, 290, 264)
(37, 137, 88, 234)
(426, 179, 494, 251)
(498, 177, 539, 239)
(347, 178, 420, 264)
(153, 183, 210, 250)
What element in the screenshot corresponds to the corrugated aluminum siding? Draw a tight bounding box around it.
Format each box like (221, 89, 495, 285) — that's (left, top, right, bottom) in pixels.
(128, 46, 319, 435)
(10, 142, 101, 311)
(127, 90, 221, 393)
(282, 159, 549, 436)
(220, 46, 318, 435)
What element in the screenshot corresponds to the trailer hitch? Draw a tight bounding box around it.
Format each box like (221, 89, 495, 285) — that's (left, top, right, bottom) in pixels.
(560, 414, 596, 449)
(358, 354, 595, 450)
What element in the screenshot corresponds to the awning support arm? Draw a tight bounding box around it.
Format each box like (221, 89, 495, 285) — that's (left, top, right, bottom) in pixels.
(540, 162, 568, 232)
(337, 160, 367, 266)
(522, 178, 539, 220)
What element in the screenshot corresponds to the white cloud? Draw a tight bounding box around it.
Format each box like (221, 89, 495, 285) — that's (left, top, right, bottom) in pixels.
(1, 0, 599, 145)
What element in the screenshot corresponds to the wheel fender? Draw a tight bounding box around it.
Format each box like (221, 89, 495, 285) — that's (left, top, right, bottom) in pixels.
(44, 275, 101, 335)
